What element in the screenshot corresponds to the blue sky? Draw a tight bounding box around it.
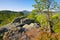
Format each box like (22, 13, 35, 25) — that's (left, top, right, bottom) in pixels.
(0, 0, 60, 11)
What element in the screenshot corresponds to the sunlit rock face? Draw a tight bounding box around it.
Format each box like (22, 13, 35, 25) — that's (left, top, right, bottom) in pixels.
(23, 23, 40, 30)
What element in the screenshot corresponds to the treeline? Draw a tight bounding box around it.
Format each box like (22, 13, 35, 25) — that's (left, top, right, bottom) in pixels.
(0, 10, 24, 26)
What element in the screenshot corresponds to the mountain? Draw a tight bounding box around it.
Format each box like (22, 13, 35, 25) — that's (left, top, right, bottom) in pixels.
(0, 10, 30, 15)
(21, 10, 30, 15)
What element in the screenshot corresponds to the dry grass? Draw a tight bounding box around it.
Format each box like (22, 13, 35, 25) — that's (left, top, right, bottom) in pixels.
(35, 27, 60, 40)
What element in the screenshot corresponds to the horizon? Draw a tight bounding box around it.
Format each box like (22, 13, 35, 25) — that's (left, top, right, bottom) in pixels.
(0, 0, 60, 11)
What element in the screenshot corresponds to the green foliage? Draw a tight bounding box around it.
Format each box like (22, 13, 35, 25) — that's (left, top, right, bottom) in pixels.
(36, 14, 48, 27)
(35, 13, 60, 32)
(53, 21, 60, 32)
(33, 0, 46, 13)
(0, 11, 24, 26)
(27, 10, 37, 20)
(51, 14, 60, 32)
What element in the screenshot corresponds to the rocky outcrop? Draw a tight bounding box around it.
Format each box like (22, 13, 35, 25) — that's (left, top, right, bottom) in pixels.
(3, 22, 40, 40)
(0, 16, 40, 40)
(3, 27, 40, 40)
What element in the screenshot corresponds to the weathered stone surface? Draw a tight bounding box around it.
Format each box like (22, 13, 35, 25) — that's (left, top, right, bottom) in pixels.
(23, 23, 40, 30)
(3, 27, 40, 40)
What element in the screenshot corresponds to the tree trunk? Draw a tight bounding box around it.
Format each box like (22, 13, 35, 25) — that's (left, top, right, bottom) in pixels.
(47, 8, 53, 33)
